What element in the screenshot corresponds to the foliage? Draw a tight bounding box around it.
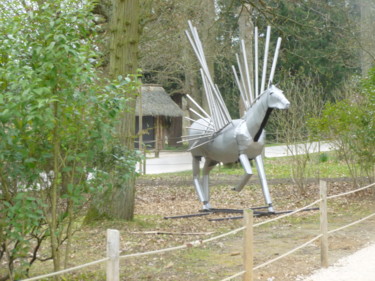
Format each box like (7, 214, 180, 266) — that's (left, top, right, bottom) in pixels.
(204, 0, 361, 120)
(0, 0, 139, 278)
(138, 0, 205, 92)
(264, 74, 325, 193)
(139, 0, 361, 119)
(308, 67, 375, 185)
(225, 0, 360, 94)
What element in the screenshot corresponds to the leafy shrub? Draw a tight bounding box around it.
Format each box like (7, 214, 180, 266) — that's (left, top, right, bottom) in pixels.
(0, 0, 140, 279)
(308, 68, 375, 185)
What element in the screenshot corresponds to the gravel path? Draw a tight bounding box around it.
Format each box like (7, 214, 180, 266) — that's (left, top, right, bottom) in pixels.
(143, 141, 335, 174)
(299, 243, 375, 281)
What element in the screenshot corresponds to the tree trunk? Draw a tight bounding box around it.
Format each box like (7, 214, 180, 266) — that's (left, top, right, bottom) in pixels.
(359, 0, 375, 76)
(108, 0, 140, 220)
(49, 101, 61, 273)
(109, 0, 139, 76)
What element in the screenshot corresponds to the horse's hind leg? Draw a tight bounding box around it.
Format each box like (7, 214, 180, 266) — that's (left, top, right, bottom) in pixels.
(192, 156, 208, 209)
(233, 154, 253, 192)
(255, 155, 274, 213)
(201, 158, 218, 210)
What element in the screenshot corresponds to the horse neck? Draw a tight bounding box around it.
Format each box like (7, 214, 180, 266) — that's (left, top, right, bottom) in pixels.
(243, 93, 272, 140)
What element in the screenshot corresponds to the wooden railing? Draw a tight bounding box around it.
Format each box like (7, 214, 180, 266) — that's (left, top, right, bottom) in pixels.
(22, 181, 374, 281)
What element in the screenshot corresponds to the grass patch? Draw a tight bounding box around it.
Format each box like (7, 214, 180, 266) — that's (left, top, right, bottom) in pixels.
(139, 150, 352, 180)
(204, 151, 351, 179)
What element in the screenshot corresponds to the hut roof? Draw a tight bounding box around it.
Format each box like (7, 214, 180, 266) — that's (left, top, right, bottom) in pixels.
(136, 85, 183, 117)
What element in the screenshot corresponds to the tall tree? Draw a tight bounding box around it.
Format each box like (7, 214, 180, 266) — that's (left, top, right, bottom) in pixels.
(107, 0, 141, 220)
(359, 0, 375, 75)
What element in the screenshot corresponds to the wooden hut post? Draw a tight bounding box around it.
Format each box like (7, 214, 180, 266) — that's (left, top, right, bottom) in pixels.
(155, 116, 161, 158)
(138, 87, 144, 174)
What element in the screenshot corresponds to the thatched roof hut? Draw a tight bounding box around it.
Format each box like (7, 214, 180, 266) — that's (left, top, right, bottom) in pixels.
(135, 85, 183, 151)
(136, 85, 183, 117)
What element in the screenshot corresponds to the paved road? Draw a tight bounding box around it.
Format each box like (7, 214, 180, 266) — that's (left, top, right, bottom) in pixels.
(298, 243, 375, 281)
(142, 141, 335, 175)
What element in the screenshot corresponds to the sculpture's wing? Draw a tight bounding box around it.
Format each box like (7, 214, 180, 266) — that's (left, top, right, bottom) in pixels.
(181, 23, 282, 149)
(184, 21, 232, 134)
(232, 26, 282, 112)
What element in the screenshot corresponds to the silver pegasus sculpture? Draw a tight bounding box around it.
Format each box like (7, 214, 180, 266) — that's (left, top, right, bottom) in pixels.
(182, 22, 290, 212)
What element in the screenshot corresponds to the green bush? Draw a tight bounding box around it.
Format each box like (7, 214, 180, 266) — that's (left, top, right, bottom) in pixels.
(308, 68, 375, 184)
(0, 1, 139, 279)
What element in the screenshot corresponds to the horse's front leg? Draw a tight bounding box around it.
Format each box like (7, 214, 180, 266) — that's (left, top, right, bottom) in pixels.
(192, 156, 206, 206)
(232, 154, 253, 192)
(201, 158, 218, 210)
(255, 155, 274, 213)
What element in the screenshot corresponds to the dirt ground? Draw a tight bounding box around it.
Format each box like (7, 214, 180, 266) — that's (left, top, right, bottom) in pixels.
(132, 176, 375, 281)
(28, 175, 375, 281)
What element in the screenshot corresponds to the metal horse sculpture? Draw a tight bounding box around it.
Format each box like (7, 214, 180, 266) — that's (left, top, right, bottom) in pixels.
(182, 22, 290, 212)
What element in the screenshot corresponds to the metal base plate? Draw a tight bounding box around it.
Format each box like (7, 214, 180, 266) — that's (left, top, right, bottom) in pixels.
(164, 207, 318, 220)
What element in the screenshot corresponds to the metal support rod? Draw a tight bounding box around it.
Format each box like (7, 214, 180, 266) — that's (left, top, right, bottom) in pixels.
(232, 65, 249, 109)
(193, 178, 205, 203)
(254, 27, 259, 98)
(268, 37, 282, 87)
(186, 126, 214, 133)
(236, 53, 250, 106)
(255, 155, 274, 212)
(181, 132, 212, 139)
(184, 116, 214, 129)
(202, 72, 222, 130)
(188, 138, 214, 151)
(200, 70, 217, 126)
(185, 116, 197, 123)
(186, 94, 211, 119)
(189, 108, 209, 122)
(186, 22, 232, 132)
(214, 84, 232, 122)
(241, 39, 253, 103)
(260, 26, 271, 94)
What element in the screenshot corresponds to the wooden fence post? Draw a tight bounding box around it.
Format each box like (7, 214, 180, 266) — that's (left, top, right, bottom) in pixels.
(320, 180, 329, 268)
(107, 229, 120, 281)
(243, 209, 254, 281)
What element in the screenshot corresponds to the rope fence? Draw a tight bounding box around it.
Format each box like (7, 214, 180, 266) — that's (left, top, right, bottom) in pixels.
(328, 212, 375, 235)
(253, 234, 323, 270)
(253, 199, 322, 227)
(223, 181, 375, 281)
(21, 181, 374, 281)
(22, 258, 109, 281)
(327, 182, 374, 200)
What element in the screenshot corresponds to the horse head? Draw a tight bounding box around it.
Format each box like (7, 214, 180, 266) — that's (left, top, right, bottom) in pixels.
(266, 85, 290, 109)
(244, 84, 290, 142)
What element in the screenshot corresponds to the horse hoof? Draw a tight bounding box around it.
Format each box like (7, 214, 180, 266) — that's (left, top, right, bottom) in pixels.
(203, 203, 212, 210)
